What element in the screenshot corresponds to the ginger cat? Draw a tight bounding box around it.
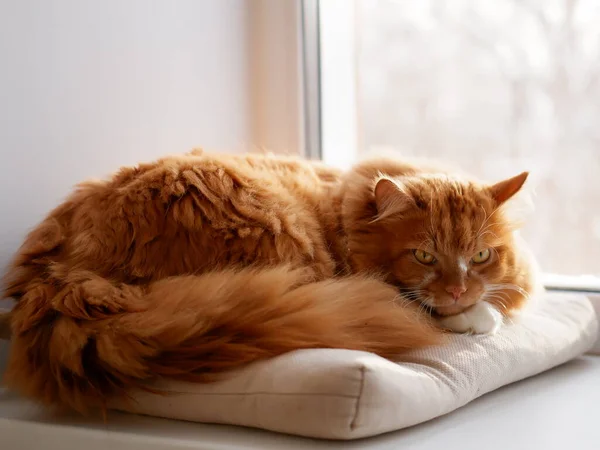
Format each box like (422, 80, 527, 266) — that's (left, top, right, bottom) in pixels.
(1, 150, 538, 412)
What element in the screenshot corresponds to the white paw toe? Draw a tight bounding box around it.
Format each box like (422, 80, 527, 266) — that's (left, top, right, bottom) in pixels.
(439, 301, 503, 335)
(438, 312, 471, 333)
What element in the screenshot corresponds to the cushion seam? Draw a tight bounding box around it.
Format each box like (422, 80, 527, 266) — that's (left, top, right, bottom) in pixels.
(349, 365, 366, 431)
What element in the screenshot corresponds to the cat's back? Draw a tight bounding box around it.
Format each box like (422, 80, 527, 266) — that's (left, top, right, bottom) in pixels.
(60, 151, 341, 280)
(109, 150, 341, 197)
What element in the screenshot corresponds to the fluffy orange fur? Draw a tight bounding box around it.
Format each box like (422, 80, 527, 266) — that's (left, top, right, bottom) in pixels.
(1, 149, 537, 412)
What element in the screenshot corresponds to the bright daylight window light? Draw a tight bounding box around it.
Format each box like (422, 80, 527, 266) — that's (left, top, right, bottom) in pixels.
(315, 0, 600, 290)
(319, 0, 358, 169)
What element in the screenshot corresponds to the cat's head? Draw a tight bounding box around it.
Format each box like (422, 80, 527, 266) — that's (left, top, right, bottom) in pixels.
(371, 171, 529, 316)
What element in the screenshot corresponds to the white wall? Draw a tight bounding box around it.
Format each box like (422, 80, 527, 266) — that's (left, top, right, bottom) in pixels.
(0, 0, 256, 275)
(0, 0, 307, 374)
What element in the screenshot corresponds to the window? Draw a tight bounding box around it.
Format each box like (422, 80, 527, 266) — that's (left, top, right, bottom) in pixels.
(310, 0, 600, 289)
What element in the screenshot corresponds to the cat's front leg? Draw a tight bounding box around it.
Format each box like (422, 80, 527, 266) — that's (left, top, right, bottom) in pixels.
(437, 301, 503, 335)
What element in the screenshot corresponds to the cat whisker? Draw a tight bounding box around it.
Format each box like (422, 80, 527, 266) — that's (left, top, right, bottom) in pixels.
(475, 205, 488, 236)
(485, 283, 530, 300)
(417, 299, 432, 317)
(477, 229, 499, 240)
(397, 298, 420, 307)
(484, 288, 512, 300)
(484, 295, 509, 312)
(400, 288, 427, 297)
(474, 209, 504, 241)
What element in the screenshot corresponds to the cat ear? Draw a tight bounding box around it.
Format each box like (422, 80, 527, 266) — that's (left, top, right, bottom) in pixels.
(373, 178, 414, 221)
(489, 172, 529, 205)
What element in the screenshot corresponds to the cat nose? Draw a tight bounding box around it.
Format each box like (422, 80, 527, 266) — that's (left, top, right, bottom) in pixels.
(445, 285, 467, 300)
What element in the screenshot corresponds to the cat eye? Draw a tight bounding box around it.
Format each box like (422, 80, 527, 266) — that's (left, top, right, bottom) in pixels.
(413, 249, 436, 265)
(471, 248, 491, 264)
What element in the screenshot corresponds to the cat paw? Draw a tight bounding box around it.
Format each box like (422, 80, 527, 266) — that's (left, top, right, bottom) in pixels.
(437, 301, 503, 335)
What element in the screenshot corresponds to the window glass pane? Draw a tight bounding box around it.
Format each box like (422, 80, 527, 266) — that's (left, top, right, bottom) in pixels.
(347, 0, 600, 276)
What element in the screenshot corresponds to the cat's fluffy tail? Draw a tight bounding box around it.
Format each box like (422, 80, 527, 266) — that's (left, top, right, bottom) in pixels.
(3, 266, 442, 412)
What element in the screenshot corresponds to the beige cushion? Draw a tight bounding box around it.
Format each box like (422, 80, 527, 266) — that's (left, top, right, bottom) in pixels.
(111, 292, 598, 440)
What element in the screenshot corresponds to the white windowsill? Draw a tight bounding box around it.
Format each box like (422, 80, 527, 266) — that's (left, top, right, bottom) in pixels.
(543, 274, 600, 293)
